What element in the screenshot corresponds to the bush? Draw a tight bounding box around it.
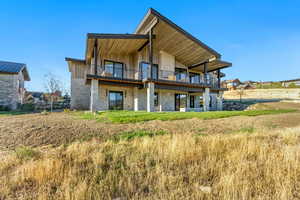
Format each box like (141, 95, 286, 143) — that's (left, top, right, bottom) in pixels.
(0, 105, 11, 111)
(15, 146, 41, 161)
(20, 103, 35, 111)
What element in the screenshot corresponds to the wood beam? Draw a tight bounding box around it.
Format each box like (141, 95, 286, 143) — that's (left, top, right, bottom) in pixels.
(188, 60, 208, 70)
(138, 40, 149, 52)
(87, 33, 156, 40)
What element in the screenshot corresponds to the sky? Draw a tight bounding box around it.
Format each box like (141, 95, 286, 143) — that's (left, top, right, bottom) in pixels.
(0, 0, 300, 92)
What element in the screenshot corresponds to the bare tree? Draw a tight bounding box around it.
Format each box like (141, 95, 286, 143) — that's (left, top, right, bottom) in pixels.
(236, 86, 245, 102)
(44, 73, 63, 112)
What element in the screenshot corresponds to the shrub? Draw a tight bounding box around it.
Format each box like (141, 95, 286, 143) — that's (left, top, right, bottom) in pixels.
(0, 105, 11, 111)
(20, 103, 35, 111)
(15, 146, 41, 161)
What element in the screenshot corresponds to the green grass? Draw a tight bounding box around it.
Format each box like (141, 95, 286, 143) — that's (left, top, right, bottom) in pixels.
(75, 109, 295, 124)
(0, 111, 32, 117)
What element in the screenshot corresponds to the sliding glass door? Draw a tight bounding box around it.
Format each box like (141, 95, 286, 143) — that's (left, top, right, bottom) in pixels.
(109, 91, 123, 110)
(175, 94, 187, 111)
(140, 62, 158, 80)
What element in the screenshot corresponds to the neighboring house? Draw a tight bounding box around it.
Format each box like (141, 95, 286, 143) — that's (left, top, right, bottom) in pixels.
(0, 61, 30, 109)
(280, 78, 300, 87)
(65, 8, 232, 112)
(25, 91, 44, 103)
(222, 79, 241, 90)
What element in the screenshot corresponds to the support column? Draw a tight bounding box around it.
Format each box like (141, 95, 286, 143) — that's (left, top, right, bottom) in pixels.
(217, 69, 221, 88)
(158, 91, 163, 112)
(186, 94, 190, 112)
(204, 62, 208, 85)
(147, 82, 155, 112)
(133, 87, 139, 111)
(148, 28, 153, 79)
(203, 88, 210, 112)
(217, 91, 223, 111)
(90, 79, 100, 112)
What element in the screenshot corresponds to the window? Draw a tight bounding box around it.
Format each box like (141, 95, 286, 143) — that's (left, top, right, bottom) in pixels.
(175, 68, 187, 82)
(139, 62, 158, 80)
(189, 72, 200, 84)
(109, 91, 123, 110)
(154, 92, 159, 106)
(190, 95, 195, 108)
(104, 60, 124, 78)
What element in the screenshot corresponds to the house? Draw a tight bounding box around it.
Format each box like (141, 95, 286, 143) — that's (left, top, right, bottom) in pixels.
(25, 91, 44, 103)
(280, 78, 300, 87)
(65, 8, 232, 112)
(222, 79, 241, 90)
(0, 61, 30, 109)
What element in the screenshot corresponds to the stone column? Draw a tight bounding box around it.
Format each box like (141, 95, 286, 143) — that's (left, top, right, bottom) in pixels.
(90, 79, 100, 112)
(203, 88, 210, 112)
(217, 91, 223, 111)
(147, 82, 155, 112)
(158, 91, 163, 112)
(133, 87, 139, 111)
(186, 94, 190, 112)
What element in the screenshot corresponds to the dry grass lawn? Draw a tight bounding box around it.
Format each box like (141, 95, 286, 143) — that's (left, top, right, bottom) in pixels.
(0, 102, 300, 199)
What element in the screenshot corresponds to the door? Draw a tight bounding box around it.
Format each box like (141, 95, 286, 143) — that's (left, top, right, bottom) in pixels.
(109, 91, 124, 110)
(175, 94, 187, 111)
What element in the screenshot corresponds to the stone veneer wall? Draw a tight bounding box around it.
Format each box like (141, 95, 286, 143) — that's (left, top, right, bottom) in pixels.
(0, 73, 24, 110)
(70, 79, 90, 110)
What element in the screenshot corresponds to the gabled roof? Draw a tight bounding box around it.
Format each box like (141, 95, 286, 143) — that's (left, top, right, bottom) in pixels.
(0, 60, 30, 81)
(135, 8, 221, 58)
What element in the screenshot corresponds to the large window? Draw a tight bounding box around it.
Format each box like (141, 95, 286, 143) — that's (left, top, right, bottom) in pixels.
(104, 60, 124, 78)
(139, 62, 158, 80)
(109, 91, 123, 110)
(175, 68, 187, 82)
(175, 94, 187, 111)
(154, 92, 159, 106)
(189, 72, 200, 84)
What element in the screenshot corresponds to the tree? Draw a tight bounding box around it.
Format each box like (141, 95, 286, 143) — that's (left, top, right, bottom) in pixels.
(44, 73, 63, 112)
(236, 86, 245, 102)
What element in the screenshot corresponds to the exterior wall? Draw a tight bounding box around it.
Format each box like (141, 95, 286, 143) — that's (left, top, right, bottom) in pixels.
(0, 72, 25, 110)
(71, 79, 90, 109)
(69, 62, 91, 110)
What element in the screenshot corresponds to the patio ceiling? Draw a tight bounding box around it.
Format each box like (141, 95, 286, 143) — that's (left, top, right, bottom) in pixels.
(135, 8, 222, 67)
(85, 34, 150, 63)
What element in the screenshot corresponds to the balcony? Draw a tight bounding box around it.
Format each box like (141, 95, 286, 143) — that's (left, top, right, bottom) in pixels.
(89, 65, 222, 89)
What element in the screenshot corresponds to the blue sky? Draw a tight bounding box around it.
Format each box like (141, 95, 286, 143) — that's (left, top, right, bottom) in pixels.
(1, 0, 300, 92)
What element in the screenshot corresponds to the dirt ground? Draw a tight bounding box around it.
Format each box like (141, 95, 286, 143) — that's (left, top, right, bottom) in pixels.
(0, 102, 299, 150)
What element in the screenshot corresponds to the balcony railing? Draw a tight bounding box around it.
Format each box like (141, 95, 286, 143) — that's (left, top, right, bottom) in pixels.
(89, 65, 222, 88)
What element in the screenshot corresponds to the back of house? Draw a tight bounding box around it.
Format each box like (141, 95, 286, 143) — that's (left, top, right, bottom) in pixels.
(66, 8, 232, 112)
(0, 61, 30, 110)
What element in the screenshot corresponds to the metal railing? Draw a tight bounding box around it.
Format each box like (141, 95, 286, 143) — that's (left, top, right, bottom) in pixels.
(88, 64, 222, 88)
